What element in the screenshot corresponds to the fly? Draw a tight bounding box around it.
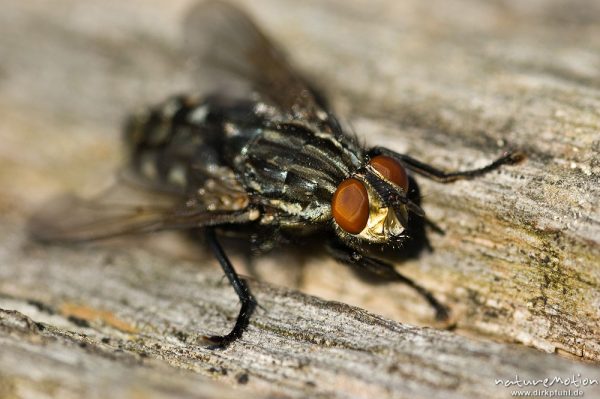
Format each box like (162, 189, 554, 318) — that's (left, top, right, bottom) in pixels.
(29, 0, 524, 348)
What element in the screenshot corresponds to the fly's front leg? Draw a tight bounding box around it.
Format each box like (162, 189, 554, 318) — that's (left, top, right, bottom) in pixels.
(327, 241, 449, 321)
(205, 227, 256, 349)
(370, 146, 524, 183)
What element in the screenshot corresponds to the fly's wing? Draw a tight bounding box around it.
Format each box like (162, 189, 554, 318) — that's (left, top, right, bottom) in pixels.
(183, 0, 338, 131)
(29, 176, 255, 243)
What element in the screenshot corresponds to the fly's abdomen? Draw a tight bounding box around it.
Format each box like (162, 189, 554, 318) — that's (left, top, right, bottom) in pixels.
(124, 95, 220, 192)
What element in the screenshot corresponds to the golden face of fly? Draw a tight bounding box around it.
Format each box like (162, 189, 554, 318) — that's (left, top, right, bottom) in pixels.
(331, 155, 411, 245)
(357, 189, 408, 244)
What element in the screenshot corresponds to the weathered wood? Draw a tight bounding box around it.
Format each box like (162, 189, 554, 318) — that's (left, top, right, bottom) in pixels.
(1, 229, 599, 399)
(0, 0, 599, 397)
(0, 310, 250, 399)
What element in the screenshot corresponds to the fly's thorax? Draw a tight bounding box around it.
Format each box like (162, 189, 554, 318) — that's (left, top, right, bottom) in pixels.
(234, 122, 364, 226)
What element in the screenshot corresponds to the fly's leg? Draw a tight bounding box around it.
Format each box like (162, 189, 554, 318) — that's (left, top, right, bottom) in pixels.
(424, 218, 445, 236)
(369, 147, 524, 183)
(205, 227, 256, 348)
(327, 241, 449, 321)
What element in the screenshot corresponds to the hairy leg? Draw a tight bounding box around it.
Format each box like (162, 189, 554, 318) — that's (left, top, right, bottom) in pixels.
(369, 146, 524, 183)
(204, 227, 256, 348)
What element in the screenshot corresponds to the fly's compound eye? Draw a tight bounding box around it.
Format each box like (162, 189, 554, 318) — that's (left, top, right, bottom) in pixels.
(369, 155, 409, 192)
(332, 178, 369, 234)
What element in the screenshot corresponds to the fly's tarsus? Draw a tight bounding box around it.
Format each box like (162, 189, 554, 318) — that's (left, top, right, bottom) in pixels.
(327, 240, 450, 321)
(204, 227, 256, 349)
(370, 147, 525, 183)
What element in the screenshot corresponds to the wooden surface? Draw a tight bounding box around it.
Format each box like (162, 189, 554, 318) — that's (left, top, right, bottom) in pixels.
(1, 0, 599, 398)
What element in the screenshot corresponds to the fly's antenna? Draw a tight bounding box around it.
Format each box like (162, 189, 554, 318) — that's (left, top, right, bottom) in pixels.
(361, 167, 426, 222)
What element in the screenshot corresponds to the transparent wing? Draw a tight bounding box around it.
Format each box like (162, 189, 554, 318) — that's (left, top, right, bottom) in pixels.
(28, 176, 254, 243)
(183, 0, 335, 128)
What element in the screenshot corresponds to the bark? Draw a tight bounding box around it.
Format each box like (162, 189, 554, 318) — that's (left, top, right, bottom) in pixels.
(0, 0, 599, 398)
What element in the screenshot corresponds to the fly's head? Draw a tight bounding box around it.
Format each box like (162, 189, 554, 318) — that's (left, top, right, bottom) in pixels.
(331, 155, 423, 251)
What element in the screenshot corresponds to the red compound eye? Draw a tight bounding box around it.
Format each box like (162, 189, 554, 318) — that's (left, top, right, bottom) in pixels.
(332, 178, 369, 234)
(369, 155, 409, 192)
